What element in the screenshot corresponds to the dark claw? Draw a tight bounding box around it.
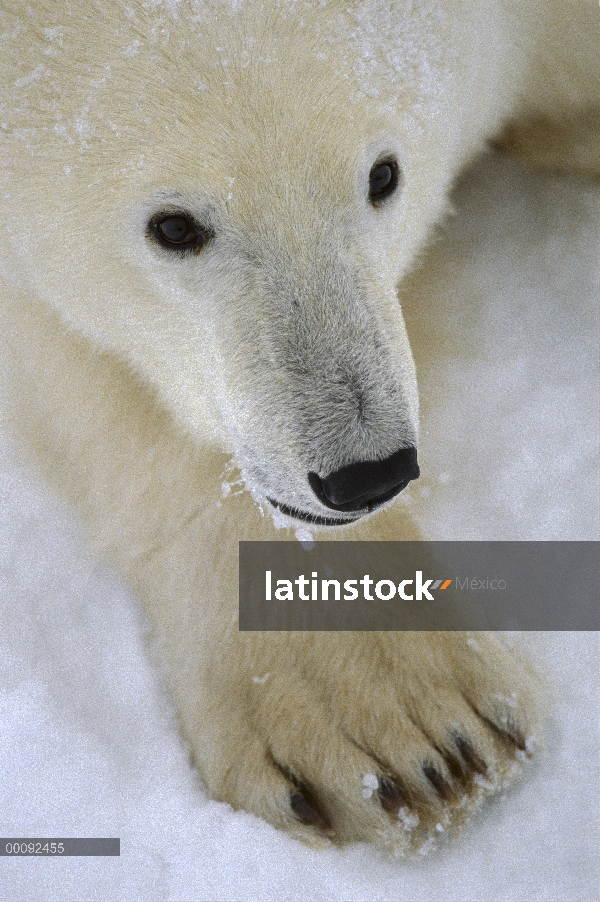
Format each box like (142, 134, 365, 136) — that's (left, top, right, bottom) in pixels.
(456, 736, 488, 775)
(423, 764, 457, 802)
(506, 724, 528, 752)
(378, 778, 411, 815)
(290, 792, 331, 831)
(482, 715, 529, 754)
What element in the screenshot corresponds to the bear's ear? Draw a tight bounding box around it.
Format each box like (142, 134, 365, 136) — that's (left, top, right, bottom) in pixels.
(147, 212, 214, 255)
(368, 157, 400, 206)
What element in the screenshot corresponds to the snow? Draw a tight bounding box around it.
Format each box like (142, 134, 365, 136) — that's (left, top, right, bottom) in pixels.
(0, 153, 598, 900)
(361, 773, 379, 798)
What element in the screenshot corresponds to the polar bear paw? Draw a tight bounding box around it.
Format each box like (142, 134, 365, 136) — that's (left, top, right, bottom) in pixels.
(195, 631, 542, 854)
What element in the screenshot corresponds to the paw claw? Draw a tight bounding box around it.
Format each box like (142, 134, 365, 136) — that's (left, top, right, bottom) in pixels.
(456, 736, 488, 775)
(290, 792, 331, 831)
(482, 715, 529, 754)
(378, 777, 411, 815)
(423, 765, 457, 802)
(506, 725, 528, 753)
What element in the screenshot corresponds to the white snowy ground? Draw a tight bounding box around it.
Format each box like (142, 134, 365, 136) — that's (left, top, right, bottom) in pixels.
(0, 153, 598, 901)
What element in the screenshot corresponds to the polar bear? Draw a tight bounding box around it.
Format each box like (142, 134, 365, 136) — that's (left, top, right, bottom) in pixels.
(0, 0, 598, 852)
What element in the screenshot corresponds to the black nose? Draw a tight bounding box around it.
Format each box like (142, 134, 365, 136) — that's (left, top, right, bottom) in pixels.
(308, 447, 419, 513)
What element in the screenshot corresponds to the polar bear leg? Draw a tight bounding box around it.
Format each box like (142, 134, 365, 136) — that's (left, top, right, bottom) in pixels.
(0, 284, 543, 853)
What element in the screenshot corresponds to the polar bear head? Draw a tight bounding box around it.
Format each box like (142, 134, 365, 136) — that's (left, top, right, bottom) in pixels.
(1, 1, 462, 526)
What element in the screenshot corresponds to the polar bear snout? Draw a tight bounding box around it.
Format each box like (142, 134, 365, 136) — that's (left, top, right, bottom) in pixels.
(308, 446, 420, 513)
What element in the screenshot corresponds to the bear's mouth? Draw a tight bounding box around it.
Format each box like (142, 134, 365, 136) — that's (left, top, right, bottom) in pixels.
(266, 498, 360, 527)
(266, 477, 412, 527)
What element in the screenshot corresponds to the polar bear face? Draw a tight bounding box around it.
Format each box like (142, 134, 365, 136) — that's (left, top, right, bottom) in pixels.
(1, 1, 461, 525)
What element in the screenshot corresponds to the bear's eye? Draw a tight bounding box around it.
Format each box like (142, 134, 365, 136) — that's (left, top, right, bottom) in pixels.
(147, 213, 211, 253)
(368, 158, 400, 205)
